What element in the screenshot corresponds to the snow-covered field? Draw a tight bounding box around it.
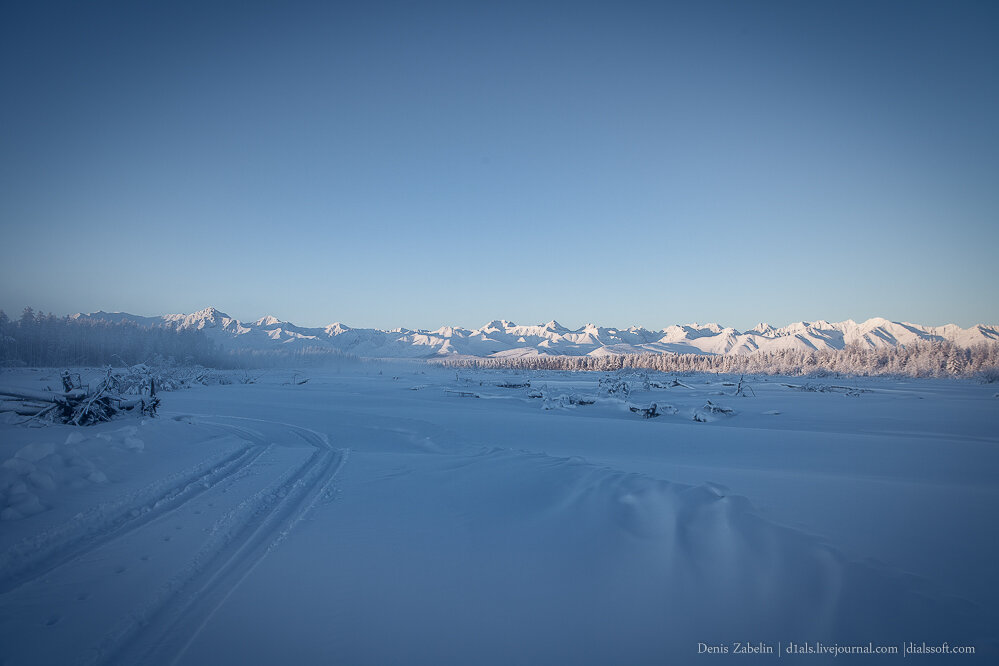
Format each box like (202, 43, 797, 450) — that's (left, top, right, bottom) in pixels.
(1, 365, 997, 664)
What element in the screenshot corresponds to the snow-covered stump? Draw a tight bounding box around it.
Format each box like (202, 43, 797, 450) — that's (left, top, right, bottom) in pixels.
(731, 375, 756, 397)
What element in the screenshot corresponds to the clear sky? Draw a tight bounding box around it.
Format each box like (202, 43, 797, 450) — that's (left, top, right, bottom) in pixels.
(1, 0, 997, 331)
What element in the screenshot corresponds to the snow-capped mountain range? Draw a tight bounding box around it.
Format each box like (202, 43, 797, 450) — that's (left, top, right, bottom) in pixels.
(72, 307, 999, 359)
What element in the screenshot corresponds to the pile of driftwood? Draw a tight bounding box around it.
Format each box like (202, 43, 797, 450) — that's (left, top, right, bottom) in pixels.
(0, 370, 159, 425)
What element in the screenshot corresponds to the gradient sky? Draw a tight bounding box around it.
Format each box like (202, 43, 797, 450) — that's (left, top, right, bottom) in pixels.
(1, 0, 997, 331)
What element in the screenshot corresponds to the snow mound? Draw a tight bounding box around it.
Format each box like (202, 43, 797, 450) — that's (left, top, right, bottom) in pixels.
(0, 436, 107, 521)
(416, 448, 985, 650)
(97, 425, 145, 451)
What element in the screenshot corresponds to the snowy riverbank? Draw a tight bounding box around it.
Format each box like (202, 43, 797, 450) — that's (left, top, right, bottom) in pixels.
(1, 366, 996, 664)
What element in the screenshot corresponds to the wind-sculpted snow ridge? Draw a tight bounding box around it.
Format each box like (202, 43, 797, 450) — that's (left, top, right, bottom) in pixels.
(414, 447, 986, 656)
(73, 307, 999, 359)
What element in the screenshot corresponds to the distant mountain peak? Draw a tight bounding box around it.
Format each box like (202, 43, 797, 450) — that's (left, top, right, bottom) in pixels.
(72, 309, 998, 359)
(324, 322, 352, 335)
(192, 306, 228, 318)
(480, 319, 513, 332)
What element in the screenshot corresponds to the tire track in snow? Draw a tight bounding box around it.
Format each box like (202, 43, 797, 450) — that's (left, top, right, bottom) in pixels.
(89, 415, 349, 666)
(0, 436, 267, 595)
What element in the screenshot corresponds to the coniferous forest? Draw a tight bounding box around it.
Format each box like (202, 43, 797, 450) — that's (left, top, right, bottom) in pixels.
(0, 308, 354, 368)
(0, 308, 223, 368)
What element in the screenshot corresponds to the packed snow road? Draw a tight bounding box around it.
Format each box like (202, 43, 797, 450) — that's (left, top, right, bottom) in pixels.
(1, 366, 997, 664)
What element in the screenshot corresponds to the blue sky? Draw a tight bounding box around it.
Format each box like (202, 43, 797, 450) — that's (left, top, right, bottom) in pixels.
(1, 0, 997, 331)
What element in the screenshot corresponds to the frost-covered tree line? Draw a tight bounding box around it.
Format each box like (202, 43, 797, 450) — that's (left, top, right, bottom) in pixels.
(440, 341, 999, 379)
(0, 308, 223, 367)
(0, 308, 355, 368)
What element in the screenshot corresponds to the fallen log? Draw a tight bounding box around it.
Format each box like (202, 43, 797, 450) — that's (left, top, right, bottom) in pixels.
(444, 389, 480, 398)
(0, 400, 52, 416)
(0, 386, 87, 405)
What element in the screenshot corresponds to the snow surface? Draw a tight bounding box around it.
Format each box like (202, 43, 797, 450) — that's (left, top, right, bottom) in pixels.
(74, 307, 999, 358)
(1, 366, 997, 664)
